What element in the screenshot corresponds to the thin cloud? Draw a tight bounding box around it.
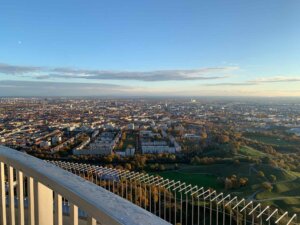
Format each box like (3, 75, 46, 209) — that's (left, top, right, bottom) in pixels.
(251, 76, 300, 83)
(0, 62, 238, 81)
(50, 67, 237, 81)
(39, 72, 231, 81)
(0, 80, 131, 96)
(206, 76, 300, 86)
(206, 82, 257, 86)
(0, 63, 41, 74)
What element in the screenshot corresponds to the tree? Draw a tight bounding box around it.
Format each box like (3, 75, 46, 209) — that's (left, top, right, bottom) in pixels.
(270, 175, 277, 183)
(125, 163, 132, 170)
(262, 182, 273, 192)
(218, 135, 230, 144)
(115, 165, 124, 170)
(191, 156, 201, 165)
(230, 141, 240, 154)
(105, 154, 114, 163)
(257, 171, 265, 178)
(174, 163, 179, 170)
(201, 131, 208, 139)
(224, 178, 233, 190)
(239, 177, 248, 186)
(159, 164, 165, 171)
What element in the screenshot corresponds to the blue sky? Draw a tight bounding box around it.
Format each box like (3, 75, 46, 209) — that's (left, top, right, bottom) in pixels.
(0, 0, 300, 96)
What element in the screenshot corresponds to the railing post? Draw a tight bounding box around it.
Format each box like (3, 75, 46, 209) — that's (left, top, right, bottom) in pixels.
(88, 217, 97, 225)
(9, 166, 15, 225)
(34, 182, 53, 225)
(70, 203, 78, 225)
(54, 193, 63, 225)
(0, 162, 6, 225)
(27, 177, 35, 225)
(17, 171, 25, 225)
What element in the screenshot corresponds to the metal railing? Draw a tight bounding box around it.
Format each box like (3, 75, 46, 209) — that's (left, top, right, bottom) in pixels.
(48, 160, 299, 225)
(0, 146, 171, 225)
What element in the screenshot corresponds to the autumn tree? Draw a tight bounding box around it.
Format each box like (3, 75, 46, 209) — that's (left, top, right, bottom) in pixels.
(262, 182, 273, 192)
(258, 171, 265, 178)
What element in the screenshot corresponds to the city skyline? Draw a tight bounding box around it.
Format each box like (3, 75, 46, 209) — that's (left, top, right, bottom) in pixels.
(1, 0, 300, 96)
(1, 1, 300, 224)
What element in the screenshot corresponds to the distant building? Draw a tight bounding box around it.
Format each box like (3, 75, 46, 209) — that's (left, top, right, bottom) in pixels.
(74, 137, 91, 150)
(141, 144, 175, 154)
(50, 137, 75, 153)
(127, 123, 135, 130)
(67, 126, 76, 132)
(40, 140, 51, 148)
(51, 135, 62, 145)
(184, 133, 200, 140)
(73, 131, 120, 155)
(289, 128, 300, 136)
(126, 147, 135, 156)
(140, 130, 178, 154)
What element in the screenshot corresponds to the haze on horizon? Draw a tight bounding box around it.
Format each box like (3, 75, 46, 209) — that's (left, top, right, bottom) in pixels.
(0, 0, 299, 97)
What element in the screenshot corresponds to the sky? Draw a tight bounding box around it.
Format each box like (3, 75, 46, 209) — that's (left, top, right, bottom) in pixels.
(0, 0, 300, 97)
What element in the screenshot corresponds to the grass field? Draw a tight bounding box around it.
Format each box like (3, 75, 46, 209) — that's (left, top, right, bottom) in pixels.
(239, 146, 266, 157)
(257, 178, 300, 198)
(244, 132, 300, 147)
(151, 162, 292, 190)
(151, 162, 298, 194)
(149, 161, 300, 214)
(151, 170, 221, 189)
(149, 139, 300, 214)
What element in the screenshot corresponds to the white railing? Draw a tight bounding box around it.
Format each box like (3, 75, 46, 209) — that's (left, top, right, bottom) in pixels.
(49, 160, 299, 225)
(0, 146, 171, 225)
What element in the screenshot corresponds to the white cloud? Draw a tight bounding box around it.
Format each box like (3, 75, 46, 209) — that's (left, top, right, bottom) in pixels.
(206, 76, 300, 86)
(251, 76, 300, 83)
(0, 80, 131, 96)
(0, 62, 238, 82)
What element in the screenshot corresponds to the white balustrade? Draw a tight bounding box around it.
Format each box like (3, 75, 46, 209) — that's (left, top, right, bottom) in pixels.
(0, 146, 171, 225)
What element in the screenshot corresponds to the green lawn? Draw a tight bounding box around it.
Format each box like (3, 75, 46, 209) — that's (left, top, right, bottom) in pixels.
(151, 170, 221, 189)
(178, 163, 253, 180)
(151, 162, 297, 193)
(239, 146, 266, 158)
(255, 177, 300, 214)
(244, 132, 300, 147)
(259, 164, 296, 180)
(151, 162, 276, 191)
(257, 178, 300, 198)
(150, 162, 300, 214)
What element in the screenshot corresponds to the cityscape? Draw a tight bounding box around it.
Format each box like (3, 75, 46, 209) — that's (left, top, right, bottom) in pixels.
(1, 0, 300, 224)
(0, 97, 300, 224)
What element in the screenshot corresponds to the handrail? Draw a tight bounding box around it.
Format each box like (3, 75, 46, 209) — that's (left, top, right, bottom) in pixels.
(0, 146, 171, 225)
(49, 158, 299, 225)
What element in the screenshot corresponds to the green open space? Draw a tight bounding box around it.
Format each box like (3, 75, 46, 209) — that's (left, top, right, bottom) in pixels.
(123, 133, 136, 147)
(151, 170, 221, 189)
(244, 132, 300, 147)
(151, 162, 292, 190)
(116, 132, 136, 151)
(252, 176, 300, 213)
(239, 146, 266, 157)
(151, 162, 298, 197)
